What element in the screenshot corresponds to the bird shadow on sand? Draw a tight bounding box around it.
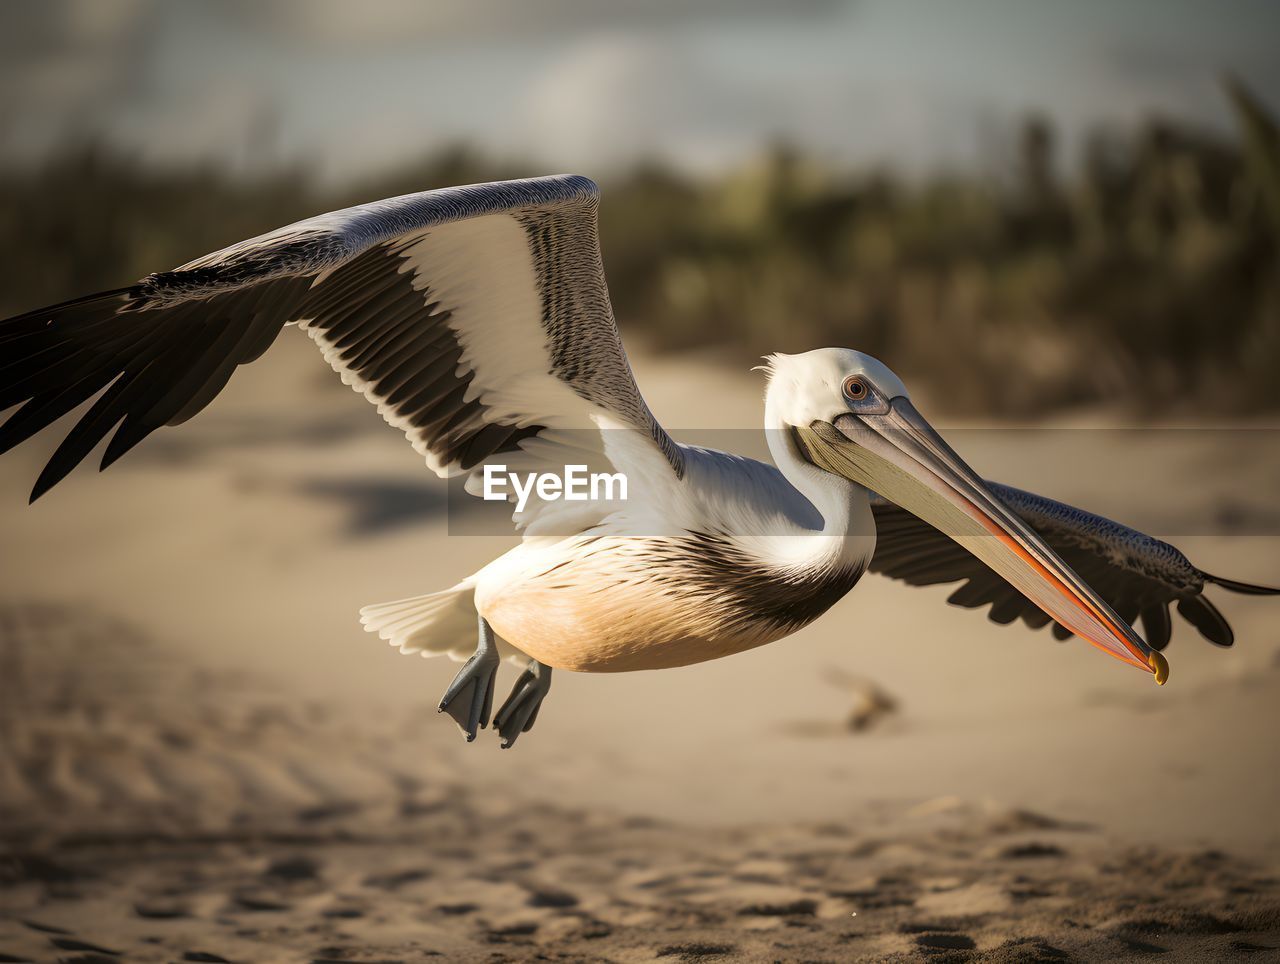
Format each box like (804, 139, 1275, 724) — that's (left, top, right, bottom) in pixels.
(291, 475, 514, 537)
(295, 476, 449, 536)
(125, 411, 378, 468)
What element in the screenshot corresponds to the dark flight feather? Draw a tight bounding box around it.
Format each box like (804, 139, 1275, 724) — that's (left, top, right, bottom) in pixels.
(1, 175, 678, 502)
(870, 482, 1274, 652)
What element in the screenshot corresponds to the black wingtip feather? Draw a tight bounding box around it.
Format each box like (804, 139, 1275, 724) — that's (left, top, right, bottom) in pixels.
(4, 276, 304, 498)
(0, 286, 138, 337)
(1204, 572, 1280, 595)
(30, 469, 64, 504)
(1176, 596, 1235, 647)
(1140, 604, 1173, 651)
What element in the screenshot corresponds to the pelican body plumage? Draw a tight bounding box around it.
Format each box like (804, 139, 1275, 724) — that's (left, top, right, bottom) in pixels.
(2, 175, 1273, 746)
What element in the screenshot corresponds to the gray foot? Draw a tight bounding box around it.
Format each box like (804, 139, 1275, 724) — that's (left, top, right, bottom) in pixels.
(494, 659, 552, 749)
(437, 616, 500, 742)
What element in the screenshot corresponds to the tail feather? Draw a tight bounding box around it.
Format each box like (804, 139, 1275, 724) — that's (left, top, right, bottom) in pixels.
(360, 580, 478, 661)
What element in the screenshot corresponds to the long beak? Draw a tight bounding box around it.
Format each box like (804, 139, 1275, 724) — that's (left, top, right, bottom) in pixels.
(797, 398, 1168, 684)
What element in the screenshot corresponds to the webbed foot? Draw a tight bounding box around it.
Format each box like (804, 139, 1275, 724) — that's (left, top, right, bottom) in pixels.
(437, 616, 500, 741)
(494, 659, 552, 749)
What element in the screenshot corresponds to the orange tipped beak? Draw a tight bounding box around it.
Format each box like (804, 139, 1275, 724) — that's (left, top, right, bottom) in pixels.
(819, 400, 1166, 684)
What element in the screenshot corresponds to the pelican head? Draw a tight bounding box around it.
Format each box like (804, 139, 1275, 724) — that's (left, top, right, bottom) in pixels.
(765, 348, 1168, 683)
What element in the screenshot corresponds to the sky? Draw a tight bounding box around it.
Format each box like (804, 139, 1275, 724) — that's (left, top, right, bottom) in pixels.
(1, 0, 1278, 183)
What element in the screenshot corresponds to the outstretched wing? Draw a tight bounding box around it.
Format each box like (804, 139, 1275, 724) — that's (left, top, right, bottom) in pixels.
(869, 482, 1277, 650)
(0, 175, 683, 504)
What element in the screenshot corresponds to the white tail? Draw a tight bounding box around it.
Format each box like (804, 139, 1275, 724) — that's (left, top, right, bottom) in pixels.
(359, 579, 479, 662)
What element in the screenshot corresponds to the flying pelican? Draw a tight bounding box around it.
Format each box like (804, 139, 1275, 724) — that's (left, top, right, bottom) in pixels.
(2, 175, 1274, 747)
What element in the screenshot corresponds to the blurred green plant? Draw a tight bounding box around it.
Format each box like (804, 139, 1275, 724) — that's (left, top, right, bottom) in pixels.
(2, 82, 1277, 416)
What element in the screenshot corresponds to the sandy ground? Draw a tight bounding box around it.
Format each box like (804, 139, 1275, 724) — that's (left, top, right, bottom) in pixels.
(2, 334, 1279, 961)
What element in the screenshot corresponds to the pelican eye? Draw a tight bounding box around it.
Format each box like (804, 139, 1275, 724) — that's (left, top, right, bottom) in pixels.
(842, 376, 869, 401)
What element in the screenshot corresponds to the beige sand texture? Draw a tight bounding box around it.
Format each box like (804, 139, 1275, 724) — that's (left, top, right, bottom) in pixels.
(2, 337, 1279, 961)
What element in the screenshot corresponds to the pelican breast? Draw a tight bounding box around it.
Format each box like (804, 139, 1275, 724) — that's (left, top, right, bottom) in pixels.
(477, 533, 866, 672)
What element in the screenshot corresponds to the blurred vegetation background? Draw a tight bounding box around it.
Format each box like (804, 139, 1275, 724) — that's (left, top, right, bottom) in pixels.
(1, 79, 1277, 416)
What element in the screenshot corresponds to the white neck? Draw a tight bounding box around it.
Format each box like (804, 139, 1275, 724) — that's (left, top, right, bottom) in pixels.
(761, 395, 875, 568)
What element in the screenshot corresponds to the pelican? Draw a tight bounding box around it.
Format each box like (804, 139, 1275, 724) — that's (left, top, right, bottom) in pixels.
(2, 175, 1274, 747)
